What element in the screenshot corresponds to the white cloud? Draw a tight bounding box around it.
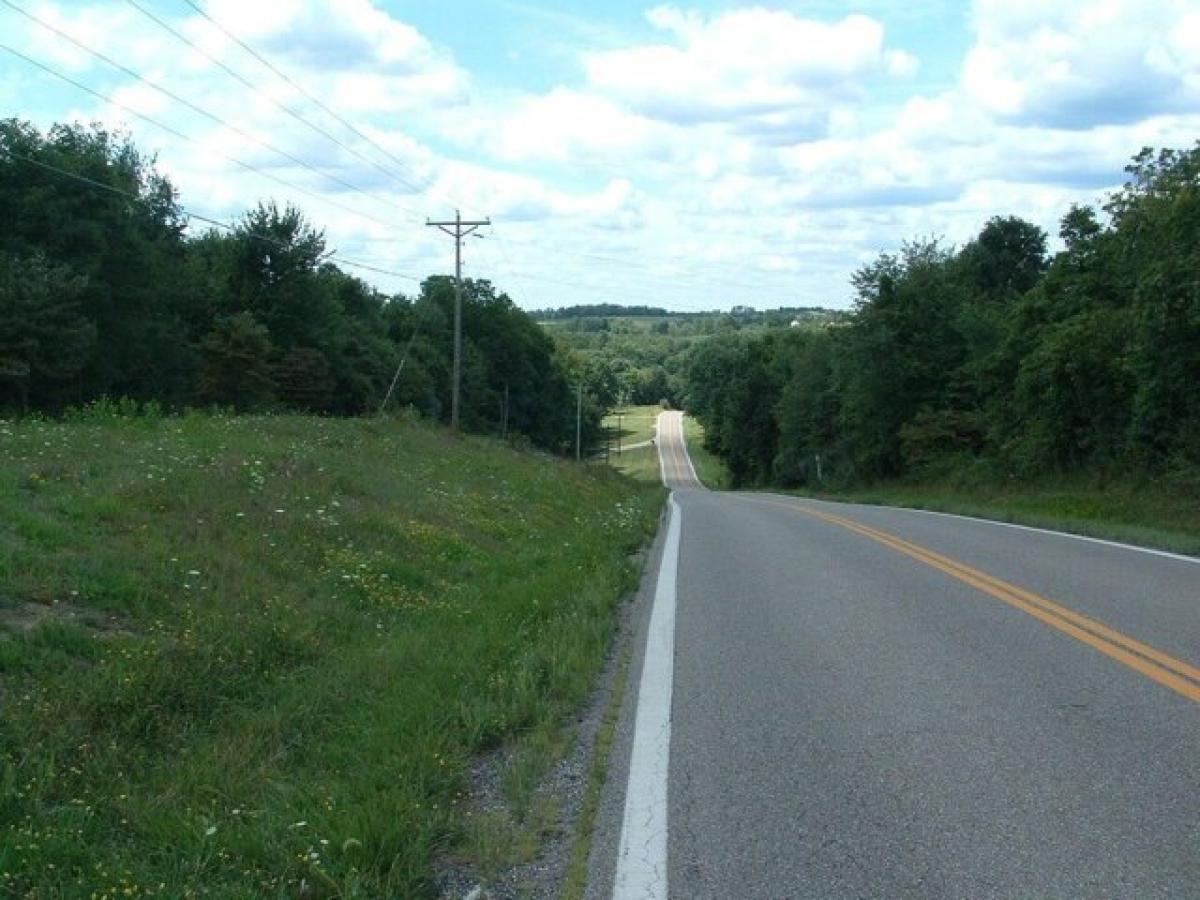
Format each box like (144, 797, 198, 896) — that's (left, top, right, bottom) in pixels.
(582, 6, 894, 129)
(429, 162, 645, 227)
(6, 0, 1199, 311)
(487, 88, 664, 164)
(886, 50, 920, 79)
(962, 0, 1200, 128)
(204, 0, 454, 74)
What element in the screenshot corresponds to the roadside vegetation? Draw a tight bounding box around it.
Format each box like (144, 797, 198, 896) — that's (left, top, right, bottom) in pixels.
(682, 144, 1200, 551)
(681, 416, 730, 490)
(0, 118, 610, 453)
(608, 444, 663, 486)
(802, 478, 1200, 557)
(0, 408, 663, 897)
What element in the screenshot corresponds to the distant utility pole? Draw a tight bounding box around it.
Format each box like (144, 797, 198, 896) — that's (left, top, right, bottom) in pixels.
(501, 382, 510, 440)
(576, 381, 583, 462)
(427, 210, 490, 429)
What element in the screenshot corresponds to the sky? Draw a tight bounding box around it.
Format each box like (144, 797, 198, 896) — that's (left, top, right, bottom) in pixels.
(2, 0, 1198, 311)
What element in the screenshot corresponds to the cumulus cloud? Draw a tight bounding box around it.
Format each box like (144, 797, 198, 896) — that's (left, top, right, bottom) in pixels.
(487, 88, 664, 165)
(962, 0, 1200, 128)
(204, 0, 458, 76)
(582, 5, 900, 131)
(886, 50, 920, 79)
(6, 0, 1199, 310)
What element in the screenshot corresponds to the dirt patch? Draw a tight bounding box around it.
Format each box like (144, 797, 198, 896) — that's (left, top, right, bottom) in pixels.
(0, 599, 129, 636)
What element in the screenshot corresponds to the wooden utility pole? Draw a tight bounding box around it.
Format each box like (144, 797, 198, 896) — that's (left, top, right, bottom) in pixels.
(576, 381, 583, 462)
(427, 210, 490, 429)
(501, 382, 510, 439)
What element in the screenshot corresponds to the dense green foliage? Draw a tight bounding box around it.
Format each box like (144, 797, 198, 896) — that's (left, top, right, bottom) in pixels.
(0, 411, 663, 897)
(0, 119, 592, 451)
(533, 303, 671, 319)
(547, 308, 840, 408)
(685, 145, 1200, 490)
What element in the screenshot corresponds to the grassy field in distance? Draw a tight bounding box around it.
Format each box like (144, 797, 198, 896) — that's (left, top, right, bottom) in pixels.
(0, 407, 664, 897)
(605, 405, 664, 486)
(603, 405, 661, 450)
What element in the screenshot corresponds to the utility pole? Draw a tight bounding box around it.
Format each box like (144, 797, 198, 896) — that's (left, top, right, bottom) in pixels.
(501, 382, 510, 440)
(427, 210, 490, 429)
(576, 381, 583, 462)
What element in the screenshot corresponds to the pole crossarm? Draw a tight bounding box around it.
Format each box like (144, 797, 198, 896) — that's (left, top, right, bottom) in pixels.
(426, 210, 490, 429)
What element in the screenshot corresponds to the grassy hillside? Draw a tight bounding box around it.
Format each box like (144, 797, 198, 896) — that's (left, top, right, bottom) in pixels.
(0, 408, 664, 897)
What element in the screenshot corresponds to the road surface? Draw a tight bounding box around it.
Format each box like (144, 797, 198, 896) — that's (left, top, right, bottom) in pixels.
(592, 410, 1200, 899)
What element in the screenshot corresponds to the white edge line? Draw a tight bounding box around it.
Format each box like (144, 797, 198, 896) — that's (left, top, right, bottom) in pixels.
(763, 493, 1200, 566)
(655, 414, 666, 487)
(613, 493, 680, 900)
(675, 412, 702, 488)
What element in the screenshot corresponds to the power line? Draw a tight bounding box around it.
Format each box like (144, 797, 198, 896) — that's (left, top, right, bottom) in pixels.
(0, 43, 397, 231)
(1, 149, 422, 283)
(177, 0, 439, 205)
(2, 0, 416, 218)
(121, 0, 430, 203)
(4, 0, 805, 305)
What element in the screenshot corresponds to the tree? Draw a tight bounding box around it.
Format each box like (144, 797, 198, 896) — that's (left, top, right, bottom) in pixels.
(198, 313, 277, 411)
(0, 119, 193, 405)
(957, 216, 1048, 301)
(274, 347, 334, 413)
(0, 251, 95, 412)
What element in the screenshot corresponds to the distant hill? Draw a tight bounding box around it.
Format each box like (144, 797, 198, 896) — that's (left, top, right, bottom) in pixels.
(533, 303, 839, 325)
(534, 303, 845, 408)
(532, 303, 671, 319)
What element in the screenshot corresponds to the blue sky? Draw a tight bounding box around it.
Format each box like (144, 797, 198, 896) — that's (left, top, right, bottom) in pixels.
(2, 1, 1198, 310)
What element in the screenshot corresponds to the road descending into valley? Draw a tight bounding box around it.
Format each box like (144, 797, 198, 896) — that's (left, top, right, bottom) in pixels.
(597, 410, 1200, 899)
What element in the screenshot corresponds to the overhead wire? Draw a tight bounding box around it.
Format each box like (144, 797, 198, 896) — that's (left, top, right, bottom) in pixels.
(4, 0, 805, 306)
(1, 0, 420, 219)
(1, 149, 423, 283)
(177, 0, 438, 203)
(121, 0, 431, 202)
(0, 43, 399, 231)
(172, 0, 791, 298)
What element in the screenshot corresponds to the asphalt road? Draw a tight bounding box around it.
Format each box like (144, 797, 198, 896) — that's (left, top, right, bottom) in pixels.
(591, 411, 1200, 899)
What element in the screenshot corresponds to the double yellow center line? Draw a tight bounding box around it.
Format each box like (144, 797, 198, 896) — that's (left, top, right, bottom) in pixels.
(756, 498, 1200, 704)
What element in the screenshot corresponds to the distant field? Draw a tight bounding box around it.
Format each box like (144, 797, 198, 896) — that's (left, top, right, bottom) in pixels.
(604, 411, 730, 490)
(604, 405, 661, 449)
(0, 410, 663, 897)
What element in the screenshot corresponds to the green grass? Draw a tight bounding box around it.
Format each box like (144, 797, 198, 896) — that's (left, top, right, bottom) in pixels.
(681, 416, 730, 490)
(798, 476, 1200, 557)
(562, 646, 631, 900)
(608, 444, 663, 485)
(603, 405, 661, 450)
(0, 411, 664, 897)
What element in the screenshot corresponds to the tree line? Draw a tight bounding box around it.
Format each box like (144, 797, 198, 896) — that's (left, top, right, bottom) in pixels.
(547, 308, 843, 411)
(0, 119, 595, 452)
(685, 144, 1200, 490)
